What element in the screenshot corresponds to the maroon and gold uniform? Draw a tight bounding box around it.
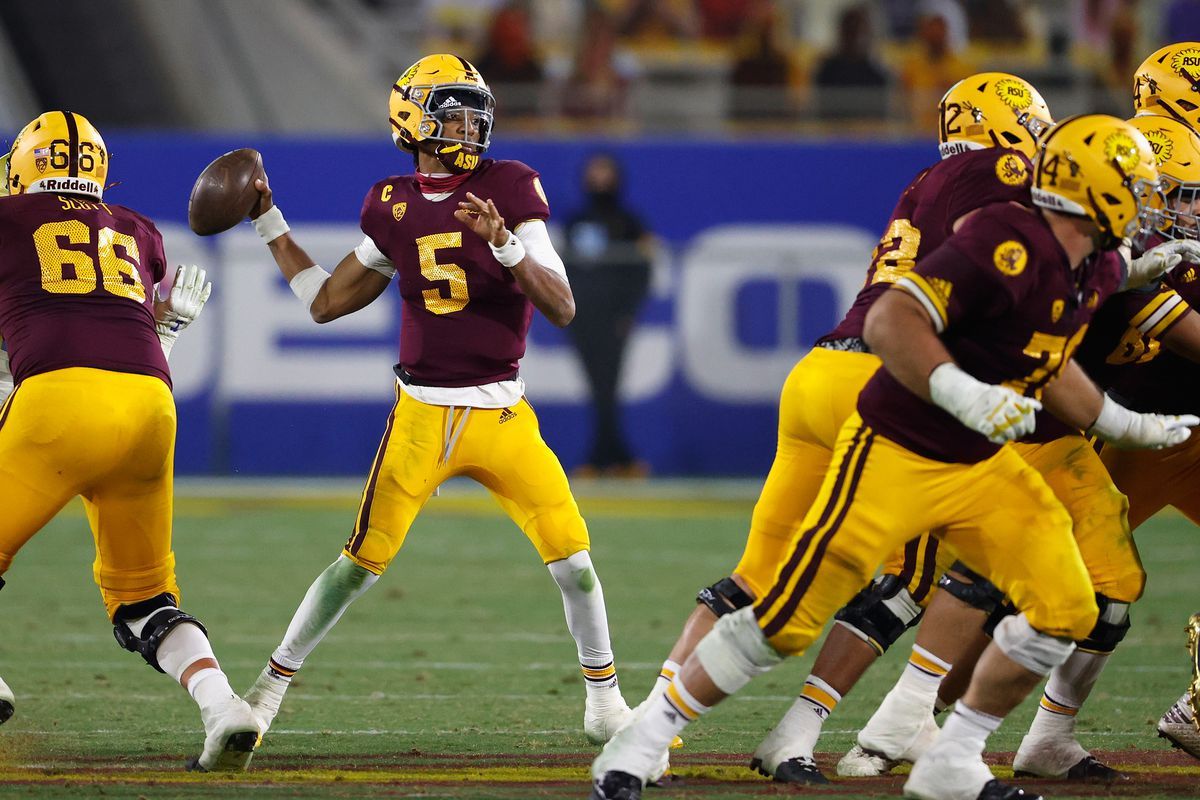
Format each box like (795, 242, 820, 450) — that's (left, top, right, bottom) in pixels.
(732, 148, 1032, 603)
(755, 203, 1125, 654)
(1091, 260, 1200, 528)
(342, 159, 589, 573)
(0, 192, 178, 618)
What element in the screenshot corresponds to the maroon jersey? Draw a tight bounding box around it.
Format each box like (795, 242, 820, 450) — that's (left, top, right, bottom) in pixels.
(1084, 259, 1200, 416)
(360, 159, 550, 386)
(0, 193, 169, 386)
(820, 148, 1033, 344)
(858, 203, 1126, 463)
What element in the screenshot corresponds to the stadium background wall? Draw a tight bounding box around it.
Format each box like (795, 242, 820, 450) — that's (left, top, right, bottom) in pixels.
(106, 134, 934, 475)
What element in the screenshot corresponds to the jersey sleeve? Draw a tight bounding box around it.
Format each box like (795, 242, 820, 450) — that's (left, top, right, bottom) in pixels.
(359, 181, 394, 259)
(1123, 285, 1191, 340)
(942, 150, 1032, 233)
(895, 210, 1033, 333)
(494, 161, 551, 226)
(143, 223, 167, 285)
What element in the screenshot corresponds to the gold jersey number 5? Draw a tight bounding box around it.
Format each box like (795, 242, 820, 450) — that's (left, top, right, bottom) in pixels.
(34, 220, 146, 302)
(417, 231, 470, 314)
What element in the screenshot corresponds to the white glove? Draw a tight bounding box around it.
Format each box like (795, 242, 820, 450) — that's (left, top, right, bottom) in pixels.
(928, 362, 1042, 444)
(1126, 239, 1200, 288)
(1087, 394, 1198, 449)
(155, 264, 213, 360)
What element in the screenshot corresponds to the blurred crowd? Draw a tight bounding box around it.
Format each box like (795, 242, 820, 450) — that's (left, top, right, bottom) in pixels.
(368, 0, 1197, 134)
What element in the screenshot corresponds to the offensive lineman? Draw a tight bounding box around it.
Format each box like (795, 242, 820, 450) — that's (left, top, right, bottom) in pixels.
(592, 116, 1194, 800)
(241, 55, 632, 745)
(0, 113, 254, 770)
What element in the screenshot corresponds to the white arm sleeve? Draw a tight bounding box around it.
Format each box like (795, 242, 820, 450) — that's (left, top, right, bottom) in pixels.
(354, 235, 397, 279)
(514, 219, 568, 284)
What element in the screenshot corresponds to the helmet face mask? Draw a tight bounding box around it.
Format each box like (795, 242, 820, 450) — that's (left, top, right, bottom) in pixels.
(7, 111, 108, 200)
(1127, 113, 1200, 241)
(390, 55, 495, 173)
(938, 73, 1053, 160)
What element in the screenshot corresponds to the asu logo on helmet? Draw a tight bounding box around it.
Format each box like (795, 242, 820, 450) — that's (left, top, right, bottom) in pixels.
(1128, 113, 1200, 240)
(1134, 43, 1200, 130)
(938, 72, 1053, 160)
(1032, 114, 1163, 250)
(389, 54, 495, 174)
(6, 111, 108, 200)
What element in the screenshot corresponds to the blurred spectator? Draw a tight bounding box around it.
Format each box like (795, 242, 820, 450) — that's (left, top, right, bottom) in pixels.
(1167, 0, 1200, 41)
(729, 0, 801, 120)
(1086, 1, 1140, 116)
(563, 153, 653, 478)
(559, 7, 639, 119)
(900, 0, 974, 131)
(474, 1, 543, 116)
(963, 0, 1032, 44)
(1072, 0, 1125, 51)
(813, 4, 891, 120)
(696, 0, 758, 40)
(618, 0, 699, 47)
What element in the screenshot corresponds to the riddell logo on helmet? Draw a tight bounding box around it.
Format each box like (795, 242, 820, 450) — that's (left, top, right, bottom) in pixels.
(36, 177, 100, 194)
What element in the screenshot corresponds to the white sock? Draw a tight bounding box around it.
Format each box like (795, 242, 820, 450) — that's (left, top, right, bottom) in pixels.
(896, 644, 952, 697)
(1027, 650, 1110, 739)
(187, 668, 236, 712)
(272, 556, 379, 672)
(656, 660, 681, 694)
(124, 612, 236, 712)
(766, 675, 841, 757)
(941, 701, 1002, 756)
(548, 551, 620, 696)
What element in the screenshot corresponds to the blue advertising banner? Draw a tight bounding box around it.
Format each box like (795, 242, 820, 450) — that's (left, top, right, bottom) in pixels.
(97, 134, 937, 476)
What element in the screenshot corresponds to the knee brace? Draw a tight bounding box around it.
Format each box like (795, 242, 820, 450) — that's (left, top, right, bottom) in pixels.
(112, 593, 207, 673)
(1076, 594, 1131, 654)
(938, 562, 1006, 615)
(694, 607, 784, 694)
(833, 573, 923, 655)
(697, 576, 754, 618)
(992, 613, 1075, 675)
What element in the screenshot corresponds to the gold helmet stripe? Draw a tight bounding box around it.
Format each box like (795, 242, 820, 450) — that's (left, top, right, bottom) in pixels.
(60, 110, 80, 178)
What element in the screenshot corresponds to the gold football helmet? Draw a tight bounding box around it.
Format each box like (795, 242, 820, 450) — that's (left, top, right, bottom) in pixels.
(1127, 114, 1200, 239)
(938, 73, 1053, 160)
(1134, 43, 1200, 130)
(389, 54, 495, 173)
(1033, 115, 1163, 249)
(7, 111, 107, 200)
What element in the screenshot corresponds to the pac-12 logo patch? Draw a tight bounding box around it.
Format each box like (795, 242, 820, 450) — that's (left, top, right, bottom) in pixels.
(392, 202, 407, 221)
(993, 240, 1028, 276)
(995, 153, 1028, 186)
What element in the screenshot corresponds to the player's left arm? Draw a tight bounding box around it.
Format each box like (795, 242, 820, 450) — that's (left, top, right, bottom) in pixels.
(456, 191, 575, 327)
(1160, 306, 1200, 362)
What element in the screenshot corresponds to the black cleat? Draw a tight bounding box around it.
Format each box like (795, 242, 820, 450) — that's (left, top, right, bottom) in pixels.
(1065, 755, 1127, 782)
(977, 778, 1043, 800)
(590, 770, 642, 800)
(0, 699, 12, 725)
(749, 755, 829, 784)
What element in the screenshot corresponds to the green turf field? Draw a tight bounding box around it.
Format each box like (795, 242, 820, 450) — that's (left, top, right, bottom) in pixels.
(0, 480, 1196, 798)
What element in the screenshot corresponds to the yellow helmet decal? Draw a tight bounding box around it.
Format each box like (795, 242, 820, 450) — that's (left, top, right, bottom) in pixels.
(1104, 131, 1141, 172)
(994, 77, 1034, 111)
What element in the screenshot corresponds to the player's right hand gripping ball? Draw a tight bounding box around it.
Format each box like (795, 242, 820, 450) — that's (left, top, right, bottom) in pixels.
(188, 148, 265, 236)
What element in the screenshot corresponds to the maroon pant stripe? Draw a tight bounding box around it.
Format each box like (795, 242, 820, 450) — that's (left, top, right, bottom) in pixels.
(911, 535, 941, 604)
(754, 424, 868, 623)
(346, 396, 400, 555)
(761, 429, 876, 638)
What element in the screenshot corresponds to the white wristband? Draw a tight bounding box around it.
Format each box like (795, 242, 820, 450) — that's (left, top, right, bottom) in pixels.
(489, 231, 526, 268)
(289, 265, 331, 311)
(1086, 394, 1131, 440)
(254, 205, 290, 243)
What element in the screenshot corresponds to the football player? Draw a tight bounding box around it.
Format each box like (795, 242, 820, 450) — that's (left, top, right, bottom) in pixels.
(592, 116, 1196, 800)
(838, 111, 1200, 785)
(1127, 42, 1200, 757)
(240, 55, 632, 745)
(0, 112, 251, 771)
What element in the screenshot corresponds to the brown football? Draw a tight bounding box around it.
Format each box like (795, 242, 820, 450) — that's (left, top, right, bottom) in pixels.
(188, 148, 264, 235)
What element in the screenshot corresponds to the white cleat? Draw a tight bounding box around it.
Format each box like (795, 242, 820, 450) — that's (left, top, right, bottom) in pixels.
(1013, 732, 1124, 781)
(839, 689, 941, 776)
(585, 695, 634, 745)
(905, 738, 1006, 800)
(243, 666, 290, 735)
(1158, 695, 1200, 760)
(187, 695, 261, 772)
(0, 675, 13, 725)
